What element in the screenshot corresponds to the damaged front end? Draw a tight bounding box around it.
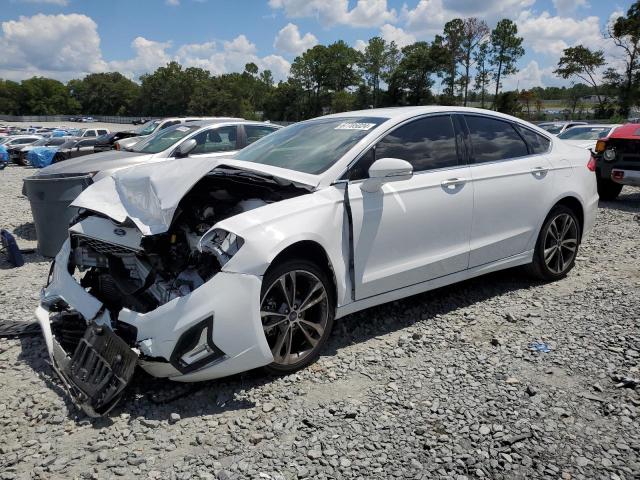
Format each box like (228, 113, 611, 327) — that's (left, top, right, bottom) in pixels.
(36, 165, 312, 416)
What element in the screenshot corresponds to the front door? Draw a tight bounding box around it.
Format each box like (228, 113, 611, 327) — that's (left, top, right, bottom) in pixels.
(346, 115, 474, 300)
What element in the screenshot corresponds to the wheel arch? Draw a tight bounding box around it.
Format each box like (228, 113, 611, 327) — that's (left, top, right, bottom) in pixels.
(266, 240, 339, 309)
(553, 196, 584, 241)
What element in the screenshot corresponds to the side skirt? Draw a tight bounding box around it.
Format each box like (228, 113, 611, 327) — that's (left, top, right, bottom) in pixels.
(335, 250, 533, 319)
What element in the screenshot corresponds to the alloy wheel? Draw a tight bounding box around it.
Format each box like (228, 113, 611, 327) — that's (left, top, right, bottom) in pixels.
(543, 213, 578, 275)
(260, 270, 329, 366)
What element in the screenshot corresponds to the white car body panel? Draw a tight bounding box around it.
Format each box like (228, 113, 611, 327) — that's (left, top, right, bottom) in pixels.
(35, 107, 599, 414)
(348, 166, 473, 299)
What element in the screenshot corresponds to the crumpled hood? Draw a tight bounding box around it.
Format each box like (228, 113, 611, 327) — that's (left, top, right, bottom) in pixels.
(35, 150, 147, 177)
(71, 157, 319, 236)
(562, 139, 596, 150)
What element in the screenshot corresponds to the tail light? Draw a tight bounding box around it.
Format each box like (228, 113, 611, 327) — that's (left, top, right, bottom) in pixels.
(612, 170, 624, 180)
(115, 142, 120, 151)
(587, 155, 596, 172)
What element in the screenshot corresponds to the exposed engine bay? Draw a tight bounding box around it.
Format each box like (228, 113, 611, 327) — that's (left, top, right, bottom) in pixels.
(69, 167, 310, 316)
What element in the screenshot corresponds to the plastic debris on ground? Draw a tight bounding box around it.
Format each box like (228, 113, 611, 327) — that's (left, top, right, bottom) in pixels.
(0, 229, 24, 267)
(529, 341, 551, 353)
(0, 144, 8, 166)
(27, 146, 58, 168)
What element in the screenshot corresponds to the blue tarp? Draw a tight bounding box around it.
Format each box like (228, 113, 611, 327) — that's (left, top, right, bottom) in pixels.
(27, 146, 58, 168)
(0, 145, 8, 164)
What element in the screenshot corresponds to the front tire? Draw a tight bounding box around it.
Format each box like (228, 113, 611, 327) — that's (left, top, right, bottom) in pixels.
(597, 177, 623, 200)
(260, 259, 335, 375)
(526, 205, 581, 281)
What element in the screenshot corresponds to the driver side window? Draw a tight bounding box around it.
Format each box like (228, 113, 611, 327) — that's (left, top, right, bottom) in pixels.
(346, 115, 459, 180)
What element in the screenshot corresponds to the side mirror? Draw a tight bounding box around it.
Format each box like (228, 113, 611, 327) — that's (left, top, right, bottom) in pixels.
(175, 138, 197, 158)
(361, 157, 413, 192)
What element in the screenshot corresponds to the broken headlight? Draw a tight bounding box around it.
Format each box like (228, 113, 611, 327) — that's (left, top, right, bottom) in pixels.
(197, 228, 244, 267)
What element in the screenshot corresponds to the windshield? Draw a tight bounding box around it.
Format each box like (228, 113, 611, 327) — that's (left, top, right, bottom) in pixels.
(234, 117, 387, 174)
(46, 138, 67, 146)
(136, 119, 161, 136)
(558, 126, 611, 140)
(132, 125, 200, 154)
(540, 124, 563, 134)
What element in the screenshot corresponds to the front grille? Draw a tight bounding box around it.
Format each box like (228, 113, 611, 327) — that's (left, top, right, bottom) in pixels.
(74, 235, 138, 256)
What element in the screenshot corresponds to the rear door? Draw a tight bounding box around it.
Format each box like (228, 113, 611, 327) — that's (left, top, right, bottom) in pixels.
(463, 114, 553, 268)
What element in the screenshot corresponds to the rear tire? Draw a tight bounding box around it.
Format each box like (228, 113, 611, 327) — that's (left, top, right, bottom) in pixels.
(526, 205, 581, 281)
(260, 259, 335, 375)
(597, 177, 623, 200)
(17, 153, 29, 166)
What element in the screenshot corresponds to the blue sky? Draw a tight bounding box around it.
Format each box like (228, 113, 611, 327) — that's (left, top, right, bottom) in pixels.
(0, 0, 633, 91)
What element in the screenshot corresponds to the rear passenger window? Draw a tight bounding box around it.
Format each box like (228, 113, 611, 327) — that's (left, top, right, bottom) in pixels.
(245, 125, 278, 145)
(465, 116, 528, 163)
(374, 115, 459, 172)
(84, 130, 96, 137)
(515, 125, 551, 154)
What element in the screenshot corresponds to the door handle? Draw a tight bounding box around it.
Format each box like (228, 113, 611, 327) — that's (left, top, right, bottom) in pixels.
(531, 166, 548, 175)
(441, 178, 466, 187)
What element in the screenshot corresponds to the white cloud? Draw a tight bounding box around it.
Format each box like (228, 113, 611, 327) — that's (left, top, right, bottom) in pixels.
(273, 23, 318, 56)
(401, 0, 534, 35)
(165, 0, 180, 5)
(269, 0, 396, 27)
(0, 13, 106, 81)
(379, 24, 416, 48)
(516, 10, 606, 58)
(109, 37, 172, 79)
(354, 39, 367, 52)
(553, 0, 589, 17)
(176, 35, 291, 80)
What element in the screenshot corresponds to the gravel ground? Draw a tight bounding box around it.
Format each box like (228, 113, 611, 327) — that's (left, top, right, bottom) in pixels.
(0, 164, 639, 480)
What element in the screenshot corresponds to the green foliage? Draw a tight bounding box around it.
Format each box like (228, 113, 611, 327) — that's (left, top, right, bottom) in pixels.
(358, 37, 399, 107)
(495, 91, 522, 116)
(68, 72, 140, 115)
(20, 77, 80, 115)
(489, 19, 524, 101)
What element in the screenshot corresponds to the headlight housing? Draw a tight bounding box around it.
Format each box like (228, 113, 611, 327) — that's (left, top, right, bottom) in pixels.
(603, 148, 616, 162)
(197, 228, 244, 267)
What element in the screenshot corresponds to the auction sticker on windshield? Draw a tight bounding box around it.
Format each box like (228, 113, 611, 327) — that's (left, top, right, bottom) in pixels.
(176, 126, 190, 132)
(335, 122, 377, 130)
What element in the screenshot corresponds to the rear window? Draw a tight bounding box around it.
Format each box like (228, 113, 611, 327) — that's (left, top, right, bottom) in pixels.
(515, 125, 551, 154)
(465, 116, 529, 163)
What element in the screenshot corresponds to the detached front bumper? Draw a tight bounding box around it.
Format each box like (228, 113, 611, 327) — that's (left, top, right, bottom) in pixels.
(36, 240, 273, 415)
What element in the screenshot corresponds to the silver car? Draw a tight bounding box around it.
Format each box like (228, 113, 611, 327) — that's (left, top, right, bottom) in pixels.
(25, 120, 282, 257)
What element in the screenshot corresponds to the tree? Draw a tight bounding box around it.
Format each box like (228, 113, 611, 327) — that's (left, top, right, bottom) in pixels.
(489, 19, 524, 109)
(0, 80, 21, 115)
(473, 41, 491, 108)
(495, 91, 522, 116)
(554, 46, 606, 111)
(460, 18, 489, 106)
(68, 72, 140, 115)
(19, 77, 80, 114)
(358, 37, 399, 107)
(388, 42, 436, 105)
(518, 89, 535, 118)
(441, 19, 465, 103)
(325, 40, 361, 92)
(290, 45, 330, 116)
(607, 1, 640, 116)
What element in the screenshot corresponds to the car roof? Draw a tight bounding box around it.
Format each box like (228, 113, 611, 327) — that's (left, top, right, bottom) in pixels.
(177, 119, 282, 128)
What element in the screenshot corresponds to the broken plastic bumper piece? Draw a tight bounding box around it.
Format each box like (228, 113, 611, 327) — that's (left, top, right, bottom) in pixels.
(37, 307, 137, 417)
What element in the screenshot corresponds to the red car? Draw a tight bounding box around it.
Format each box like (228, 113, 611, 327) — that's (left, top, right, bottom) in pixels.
(593, 123, 640, 200)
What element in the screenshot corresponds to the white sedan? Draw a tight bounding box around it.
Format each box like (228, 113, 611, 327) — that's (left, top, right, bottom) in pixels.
(36, 106, 598, 415)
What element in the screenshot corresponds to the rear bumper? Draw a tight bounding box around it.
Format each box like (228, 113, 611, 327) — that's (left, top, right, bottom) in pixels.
(36, 239, 273, 415)
(611, 168, 640, 186)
